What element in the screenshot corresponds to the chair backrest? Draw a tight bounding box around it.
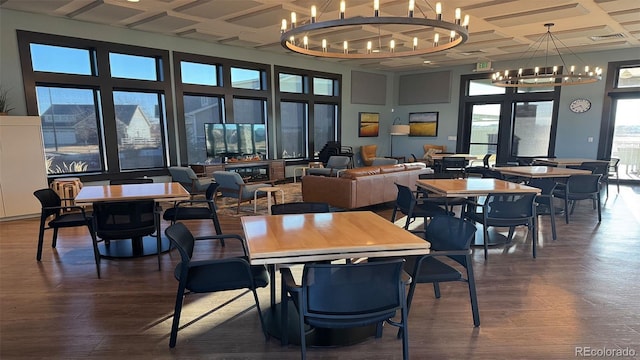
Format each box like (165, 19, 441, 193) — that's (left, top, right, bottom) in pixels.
(165, 222, 196, 262)
(33, 188, 62, 218)
(482, 153, 496, 168)
(609, 158, 620, 170)
(484, 193, 537, 219)
(318, 141, 341, 164)
(442, 157, 466, 169)
(300, 259, 405, 319)
(360, 145, 377, 166)
(394, 183, 418, 215)
(93, 200, 157, 240)
(109, 178, 154, 185)
(577, 162, 609, 176)
(566, 174, 601, 194)
(425, 215, 476, 266)
(212, 171, 245, 191)
(271, 202, 331, 215)
(168, 167, 199, 191)
(326, 156, 351, 169)
(205, 182, 220, 201)
(528, 178, 556, 196)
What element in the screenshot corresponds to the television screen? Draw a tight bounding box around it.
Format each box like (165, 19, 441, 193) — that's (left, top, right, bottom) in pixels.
(205, 123, 266, 158)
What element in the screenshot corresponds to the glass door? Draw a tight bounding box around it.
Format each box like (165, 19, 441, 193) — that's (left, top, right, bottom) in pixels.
(468, 103, 501, 156)
(611, 97, 640, 180)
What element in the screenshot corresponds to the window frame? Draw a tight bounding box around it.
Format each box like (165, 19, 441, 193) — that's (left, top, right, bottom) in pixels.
(17, 30, 175, 180)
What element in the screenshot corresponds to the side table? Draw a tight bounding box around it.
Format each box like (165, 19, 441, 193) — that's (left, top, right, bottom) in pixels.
(293, 162, 324, 183)
(254, 186, 285, 214)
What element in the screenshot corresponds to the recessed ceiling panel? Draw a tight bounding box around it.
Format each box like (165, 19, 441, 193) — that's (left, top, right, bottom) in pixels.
(176, 0, 262, 20)
(70, 2, 144, 24)
(609, 8, 640, 23)
(178, 29, 224, 42)
(524, 25, 613, 41)
(226, 5, 289, 29)
(219, 36, 261, 47)
(485, 3, 589, 28)
(0, 0, 72, 13)
(129, 12, 198, 32)
(594, 0, 639, 12)
(621, 20, 640, 32)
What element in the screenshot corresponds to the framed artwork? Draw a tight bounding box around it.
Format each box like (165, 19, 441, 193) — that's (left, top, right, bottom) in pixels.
(358, 112, 379, 137)
(409, 112, 438, 137)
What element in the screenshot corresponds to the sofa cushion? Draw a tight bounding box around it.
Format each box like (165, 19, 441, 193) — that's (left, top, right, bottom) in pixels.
(379, 164, 406, 173)
(340, 167, 381, 179)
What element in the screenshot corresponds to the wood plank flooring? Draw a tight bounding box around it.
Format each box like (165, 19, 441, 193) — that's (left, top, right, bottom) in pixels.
(1, 185, 639, 359)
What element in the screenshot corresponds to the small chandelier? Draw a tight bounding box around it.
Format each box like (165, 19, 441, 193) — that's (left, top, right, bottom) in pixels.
(280, 1, 469, 59)
(492, 23, 602, 87)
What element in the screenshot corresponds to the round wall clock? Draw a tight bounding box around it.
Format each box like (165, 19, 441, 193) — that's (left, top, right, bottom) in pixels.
(569, 98, 591, 113)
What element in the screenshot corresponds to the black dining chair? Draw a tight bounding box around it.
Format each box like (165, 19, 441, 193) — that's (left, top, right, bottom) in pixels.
(162, 182, 223, 238)
(91, 199, 161, 278)
(164, 223, 269, 348)
(528, 178, 558, 241)
(553, 174, 602, 224)
(270, 202, 331, 215)
(391, 183, 450, 235)
(33, 188, 93, 261)
(441, 157, 467, 178)
(608, 158, 620, 193)
(404, 215, 480, 327)
(464, 192, 538, 259)
(281, 259, 409, 360)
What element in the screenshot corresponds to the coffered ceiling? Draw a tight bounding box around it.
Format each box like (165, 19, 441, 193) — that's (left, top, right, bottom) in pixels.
(1, 0, 638, 71)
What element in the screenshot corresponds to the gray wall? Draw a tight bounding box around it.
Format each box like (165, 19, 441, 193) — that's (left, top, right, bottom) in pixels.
(1, 8, 638, 163)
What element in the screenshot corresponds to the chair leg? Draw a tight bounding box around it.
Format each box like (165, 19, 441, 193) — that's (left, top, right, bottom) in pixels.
(466, 260, 481, 327)
(52, 228, 59, 248)
(36, 218, 46, 261)
(564, 196, 570, 224)
(432, 282, 441, 298)
(299, 298, 307, 360)
(90, 231, 101, 279)
(531, 217, 537, 258)
(596, 193, 602, 223)
(390, 207, 398, 222)
(400, 298, 410, 360)
(251, 288, 268, 341)
(169, 286, 187, 348)
(483, 223, 490, 260)
(549, 201, 557, 241)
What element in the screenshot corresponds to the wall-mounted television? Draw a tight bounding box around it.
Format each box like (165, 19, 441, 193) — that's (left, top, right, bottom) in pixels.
(205, 123, 266, 158)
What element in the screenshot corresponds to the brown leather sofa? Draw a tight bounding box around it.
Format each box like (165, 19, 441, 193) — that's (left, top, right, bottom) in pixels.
(302, 162, 432, 210)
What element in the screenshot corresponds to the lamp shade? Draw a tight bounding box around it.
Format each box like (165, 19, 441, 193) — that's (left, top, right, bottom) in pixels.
(390, 125, 410, 135)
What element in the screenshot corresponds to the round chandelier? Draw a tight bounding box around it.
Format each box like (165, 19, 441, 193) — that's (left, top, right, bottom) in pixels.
(280, 1, 469, 59)
(492, 23, 602, 87)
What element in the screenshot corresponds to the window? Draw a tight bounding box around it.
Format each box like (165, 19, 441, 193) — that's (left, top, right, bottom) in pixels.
(616, 66, 640, 88)
(174, 53, 271, 164)
(275, 66, 341, 160)
(19, 31, 173, 179)
(459, 72, 560, 163)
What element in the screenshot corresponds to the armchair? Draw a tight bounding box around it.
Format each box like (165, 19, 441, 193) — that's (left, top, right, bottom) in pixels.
(360, 144, 380, 166)
(306, 155, 351, 177)
(168, 166, 212, 198)
(212, 171, 275, 214)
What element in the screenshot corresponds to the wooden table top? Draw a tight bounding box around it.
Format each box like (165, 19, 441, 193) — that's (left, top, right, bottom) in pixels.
(495, 166, 592, 178)
(74, 182, 190, 205)
(532, 158, 609, 166)
(430, 153, 479, 160)
(416, 178, 540, 197)
(241, 211, 430, 265)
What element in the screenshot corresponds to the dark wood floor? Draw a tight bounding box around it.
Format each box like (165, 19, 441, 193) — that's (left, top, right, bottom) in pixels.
(2, 184, 640, 359)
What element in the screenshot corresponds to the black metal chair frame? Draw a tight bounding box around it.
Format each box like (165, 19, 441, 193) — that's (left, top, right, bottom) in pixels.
(164, 223, 269, 348)
(553, 174, 602, 224)
(528, 178, 558, 241)
(33, 188, 93, 261)
(162, 182, 223, 238)
(90, 199, 161, 278)
(391, 183, 450, 235)
(405, 215, 480, 328)
(464, 192, 538, 259)
(281, 259, 409, 360)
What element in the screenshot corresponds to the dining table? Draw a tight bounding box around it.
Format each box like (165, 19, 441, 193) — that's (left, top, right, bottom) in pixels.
(494, 166, 591, 179)
(532, 158, 610, 167)
(416, 178, 540, 245)
(241, 210, 430, 347)
(74, 182, 190, 257)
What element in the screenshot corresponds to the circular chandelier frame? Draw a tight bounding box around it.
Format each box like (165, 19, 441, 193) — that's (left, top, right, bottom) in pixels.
(280, 2, 469, 60)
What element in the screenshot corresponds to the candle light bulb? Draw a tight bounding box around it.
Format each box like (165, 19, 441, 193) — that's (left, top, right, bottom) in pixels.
(518, 68, 523, 76)
(281, 19, 287, 33)
(463, 15, 469, 29)
(413, 37, 418, 50)
(311, 5, 316, 23)
(343, 40, 348, 53)
(409, 0, 414, 17)
(303, 36, 308, 49)
(322, 39, 327, 51)
(291, 12, 296, 27)
(584, 66, 589, 73)
(450, 30, 455, 41)
(570, 65, 575, 74)
(340, 1, 345, 19)
(436, 2, 442, 15)
(535, 66, 539, 75)
(367, 41, 372, 53)
(455, 8, 461, 24)
(434, 33, 439, 45)
(390, 40, 395, 52)
(553, 66, 558, 74)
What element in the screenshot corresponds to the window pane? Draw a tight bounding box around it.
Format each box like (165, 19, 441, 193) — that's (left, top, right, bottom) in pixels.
(231, 67, 262, 89)
(184, 95, 223, 163)
(279, 73, 303, 93)
(181, 61, 218, 86)
(280, 102, 306, 158)
(30, 44, 92, 75)
(517, 85, 554, 93)
(112, 91, 165, 170)
(617, 67, 640, 88)
(469, 103, 500, 155)
(36, 86, 102, 174)
(512, 101, 553, 157)
(313, 78, 335, 96)
(232, 98, 266, 124)
(109, 53, 158, 81)
(469, 79, 506, 96)
(314, 104, 337, 155)
(611, 97, 640, 177)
